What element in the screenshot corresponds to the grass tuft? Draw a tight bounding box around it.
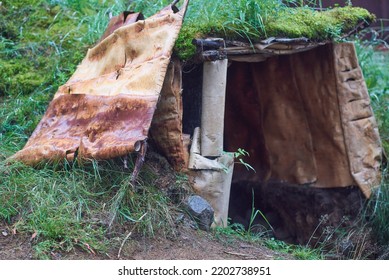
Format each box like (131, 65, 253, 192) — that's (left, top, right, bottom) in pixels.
(0, 157, 180, 258)
(355, 34, 389, 257)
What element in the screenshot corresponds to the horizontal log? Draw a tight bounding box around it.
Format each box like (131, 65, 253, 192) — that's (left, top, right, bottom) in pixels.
(192, 38, 225, 49)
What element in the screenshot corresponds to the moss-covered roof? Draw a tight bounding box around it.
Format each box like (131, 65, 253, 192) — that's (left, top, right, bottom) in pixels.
(129, 0, 375, 60)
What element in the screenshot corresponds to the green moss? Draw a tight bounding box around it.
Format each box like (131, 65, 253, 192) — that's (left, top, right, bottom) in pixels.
(0, 1, 82, 141)
(130, 0, 375, 61)
(266, 6, 375, 41)
(265, 8, 335, 39)
(324, 6, 375, 31)
(0, 0, 93, 98)
(0, 59, 42, 96)
(174, 22, 227, 60)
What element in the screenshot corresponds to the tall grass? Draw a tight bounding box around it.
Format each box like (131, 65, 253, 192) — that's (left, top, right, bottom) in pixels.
(355, 35, 389, 251)
(0, 0, 180, 259)
(370, 169, 389, 245)
(0, 156, 179, 259)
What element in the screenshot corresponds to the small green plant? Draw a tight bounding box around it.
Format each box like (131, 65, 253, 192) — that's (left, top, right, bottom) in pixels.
(247, 189, 274, 236)
(213, 219, 247, 241)
(213, 219, 267, 247)
(213, 189, 273, 244)
(369, 168, 389, 246)
(265, 238, 323, 259)
(234, 148, 256, 172)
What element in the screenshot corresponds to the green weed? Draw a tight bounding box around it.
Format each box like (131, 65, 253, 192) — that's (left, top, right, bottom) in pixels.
(233, 148, 256, 173)
(369, 168, 389, 246)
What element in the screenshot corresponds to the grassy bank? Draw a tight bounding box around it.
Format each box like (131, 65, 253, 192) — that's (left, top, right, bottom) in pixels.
(0, 0, 181, 259)
(1, 0, 388, 259)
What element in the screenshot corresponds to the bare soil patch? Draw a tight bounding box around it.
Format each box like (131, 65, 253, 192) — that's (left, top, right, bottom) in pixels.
(1, 222, 293, 260)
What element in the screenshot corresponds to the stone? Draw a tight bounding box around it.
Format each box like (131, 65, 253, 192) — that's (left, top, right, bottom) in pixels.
(185, 195, 214, 231)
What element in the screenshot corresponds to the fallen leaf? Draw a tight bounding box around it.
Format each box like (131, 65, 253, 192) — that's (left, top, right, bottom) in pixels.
(31, 231, 37, 240)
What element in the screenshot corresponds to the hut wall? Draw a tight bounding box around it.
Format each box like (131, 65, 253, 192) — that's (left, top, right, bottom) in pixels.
(224, 43, 381, 243)
(224, 44, 352, 188)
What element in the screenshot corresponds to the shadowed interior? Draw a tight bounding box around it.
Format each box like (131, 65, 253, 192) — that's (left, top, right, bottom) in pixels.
(223, 44, 367, 243)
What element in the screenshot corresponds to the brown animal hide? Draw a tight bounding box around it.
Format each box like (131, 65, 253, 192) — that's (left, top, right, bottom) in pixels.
(224, 43, 382, 197)
(12, 1, 189, 165)
(149, 58, 190, 171)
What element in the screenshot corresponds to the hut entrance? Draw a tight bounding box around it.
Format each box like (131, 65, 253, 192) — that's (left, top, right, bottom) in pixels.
(180, 42, 381, 243)
(223, 44, 371, 243)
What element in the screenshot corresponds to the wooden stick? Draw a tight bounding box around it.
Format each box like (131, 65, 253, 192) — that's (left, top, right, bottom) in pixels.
(131, 139, 148, 188)
(117, 213, 146, 259)
(118, 231, 132, 259)
(223, 251, 255, 258)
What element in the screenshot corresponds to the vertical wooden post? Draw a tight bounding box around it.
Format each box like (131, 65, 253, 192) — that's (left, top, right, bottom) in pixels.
(201, 59, 228, 157)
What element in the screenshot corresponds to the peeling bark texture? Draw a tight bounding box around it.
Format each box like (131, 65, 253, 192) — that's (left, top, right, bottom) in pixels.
(189, 154, 234, 228)
(333, 43, 382, 198)
(12, 1, 189, 165)
(97, 12, 145, 43)
(149, 58, 190, 171)
(131, 139, 148, 186)
(224, 43, 382, 197)
(12, 94, 158, 164)
(188, 128, 234, 227)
